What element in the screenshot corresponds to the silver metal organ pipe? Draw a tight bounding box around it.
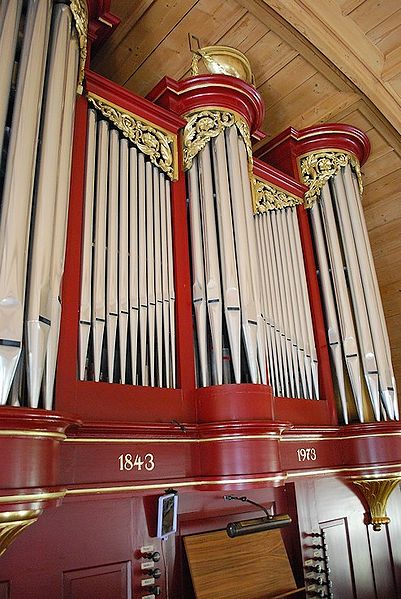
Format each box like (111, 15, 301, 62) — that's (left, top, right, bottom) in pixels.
(211, 134, 241, 384)
(159, 172, 171, 388)
(165, 178, 176, 388)
(0, 0, 23, 157)
(26, 4, 72, 407)
(92, 119, 109, 382)
(45, 29, 80, 408)
(0, 0, 52, 405)
(310, 202, 349, 423)
(118, 139, 129, 384)
(187, 158, 208, 387)
(106, 129, 120, 383)
(138, 153, 148, 385)
(343, 166, 397, 419)
(320, 182, 364, 421)
(153, 166, 164, 388)
(237, 139, 267, 385)
(281, 209, 308, 399)
(264, 212, 291, 396)
(129, 146, 139, 385)
(332, 173, 381, 420)
(198, 145, 223, 385)
(225, 126, 258, 384)
(146, 161, 156, 387)
(255, 216, 279, 394)
(276, 209, 301, 398)
(79, 109, 97, 381)
(270, 210, 296, 397)
(289, 208, 319, 399)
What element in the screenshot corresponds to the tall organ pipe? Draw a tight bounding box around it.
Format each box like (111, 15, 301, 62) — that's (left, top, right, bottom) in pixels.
(26, 4, 73, 407)
(237, 139, 267, 385)
(160, 172, 171, 388)
(106, 129, 119, 383)
(79, 109, 97, 381)
(310, 203, 348, 422)
(45, 30, 79, 408)
(146, 161, 156, 387)
(153, 166, 164, 388)
(129, 146, 139, 385)
(211, 134, 241, 384)
(118, 139, 129, 384)
(138, 153, 148, 385)
(165, 178, 176, 388)
(225, 127, 258, 383)
(0, 0, 23, 157)
(187, 158, 208, 387)
(92, 120, 109, 382)
(332, 174, 381, 420)
(0, 0, 52, 405)
(320, 182, 364, 421)
(344, 166, 397, 419)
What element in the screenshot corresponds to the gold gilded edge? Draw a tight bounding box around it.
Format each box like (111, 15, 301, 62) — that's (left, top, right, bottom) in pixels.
(87, 92, 178, 180)
(253, 176, 303, 214)
(0, 491, 66, 504)
(64, 433, 281, 443)
(70, 0, 88, 95)
(0, 430, 66, 440)
(298, 148, 363, 208)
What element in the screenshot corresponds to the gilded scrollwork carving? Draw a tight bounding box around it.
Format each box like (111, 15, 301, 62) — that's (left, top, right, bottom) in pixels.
(352, 476, 401, 531)
(0, 509, 42, 556)
(70, 0, 88, 94)
(87, 94, 177, 179)
(183, 109, 253, 172)
(299, 150, 363, 208)
(253, 177, 303, 214)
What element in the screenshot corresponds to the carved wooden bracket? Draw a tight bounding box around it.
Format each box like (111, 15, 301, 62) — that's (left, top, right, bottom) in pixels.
(351, 476, 401, 531)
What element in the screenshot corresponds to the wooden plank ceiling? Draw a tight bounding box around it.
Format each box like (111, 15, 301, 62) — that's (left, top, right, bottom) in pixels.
(92, 0, 401, 396)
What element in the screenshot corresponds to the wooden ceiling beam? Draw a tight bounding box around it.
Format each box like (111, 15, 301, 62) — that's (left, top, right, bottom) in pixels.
(236, 0, 401, 134)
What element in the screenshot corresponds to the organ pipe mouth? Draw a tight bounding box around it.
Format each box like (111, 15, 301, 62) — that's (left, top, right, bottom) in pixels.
(224, 495, 292, 537)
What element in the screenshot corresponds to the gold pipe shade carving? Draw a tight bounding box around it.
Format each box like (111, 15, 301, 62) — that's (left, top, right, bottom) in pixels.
(299, 150, 363, 208)
(351, 476, 401, 531)
(183, 109, 253, 172)
(70, 0, 88, 94)
(87, 93, 178, 180)
(0, 510, 42, 556)
(253, 177, 303, 214)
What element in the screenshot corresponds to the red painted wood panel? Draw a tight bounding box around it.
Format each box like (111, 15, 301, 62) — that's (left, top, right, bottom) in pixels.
(63, 562, 131, 599)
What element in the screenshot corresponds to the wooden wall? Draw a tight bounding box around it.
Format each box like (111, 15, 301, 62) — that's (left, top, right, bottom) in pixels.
(92, 0, 401, 397)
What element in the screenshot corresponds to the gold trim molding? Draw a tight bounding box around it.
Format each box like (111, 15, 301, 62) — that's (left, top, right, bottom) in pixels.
(88, 93, 178, 180)
(253, 177, 303, 214)
(0, 510, 42, 556)
(183, 108, 253, 172)
(351, 476, 401, 531)
(70, 0, 88, 95)
(299, 149, 363, 208)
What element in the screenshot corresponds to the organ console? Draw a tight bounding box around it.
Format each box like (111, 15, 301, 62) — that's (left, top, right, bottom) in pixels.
(1, 2, 401, 597)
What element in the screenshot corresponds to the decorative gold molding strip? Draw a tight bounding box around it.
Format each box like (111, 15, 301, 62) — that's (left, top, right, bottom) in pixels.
(0, 430, 66, 440)
(253, 177, 303, 214)
(87, 93, 178, 180)
(70, 0, 88, 95)
(64, 432, 281, 444)
(299, 149, 363, 208)
(183, 108, 253, 172)
(0, 510, 42, 556)
(351, 476, 401, 531)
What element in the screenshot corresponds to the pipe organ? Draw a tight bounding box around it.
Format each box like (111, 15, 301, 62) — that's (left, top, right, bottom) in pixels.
(2, 5, 401, 597)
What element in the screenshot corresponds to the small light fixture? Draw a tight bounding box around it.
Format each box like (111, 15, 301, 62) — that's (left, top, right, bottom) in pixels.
(224, 495, 292, 537)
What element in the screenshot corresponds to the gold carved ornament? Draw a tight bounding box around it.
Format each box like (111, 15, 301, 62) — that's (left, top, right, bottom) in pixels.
(70, 0, 88, 95)
(253, 177, 303, 214)
(299, 150, 363, 208)
(183, 109, 253, 172)
(190, 45, 255, 85)
(351, 476, 401, 531)
(0, 509, 42, 556)
(87, 94, 178, 180)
